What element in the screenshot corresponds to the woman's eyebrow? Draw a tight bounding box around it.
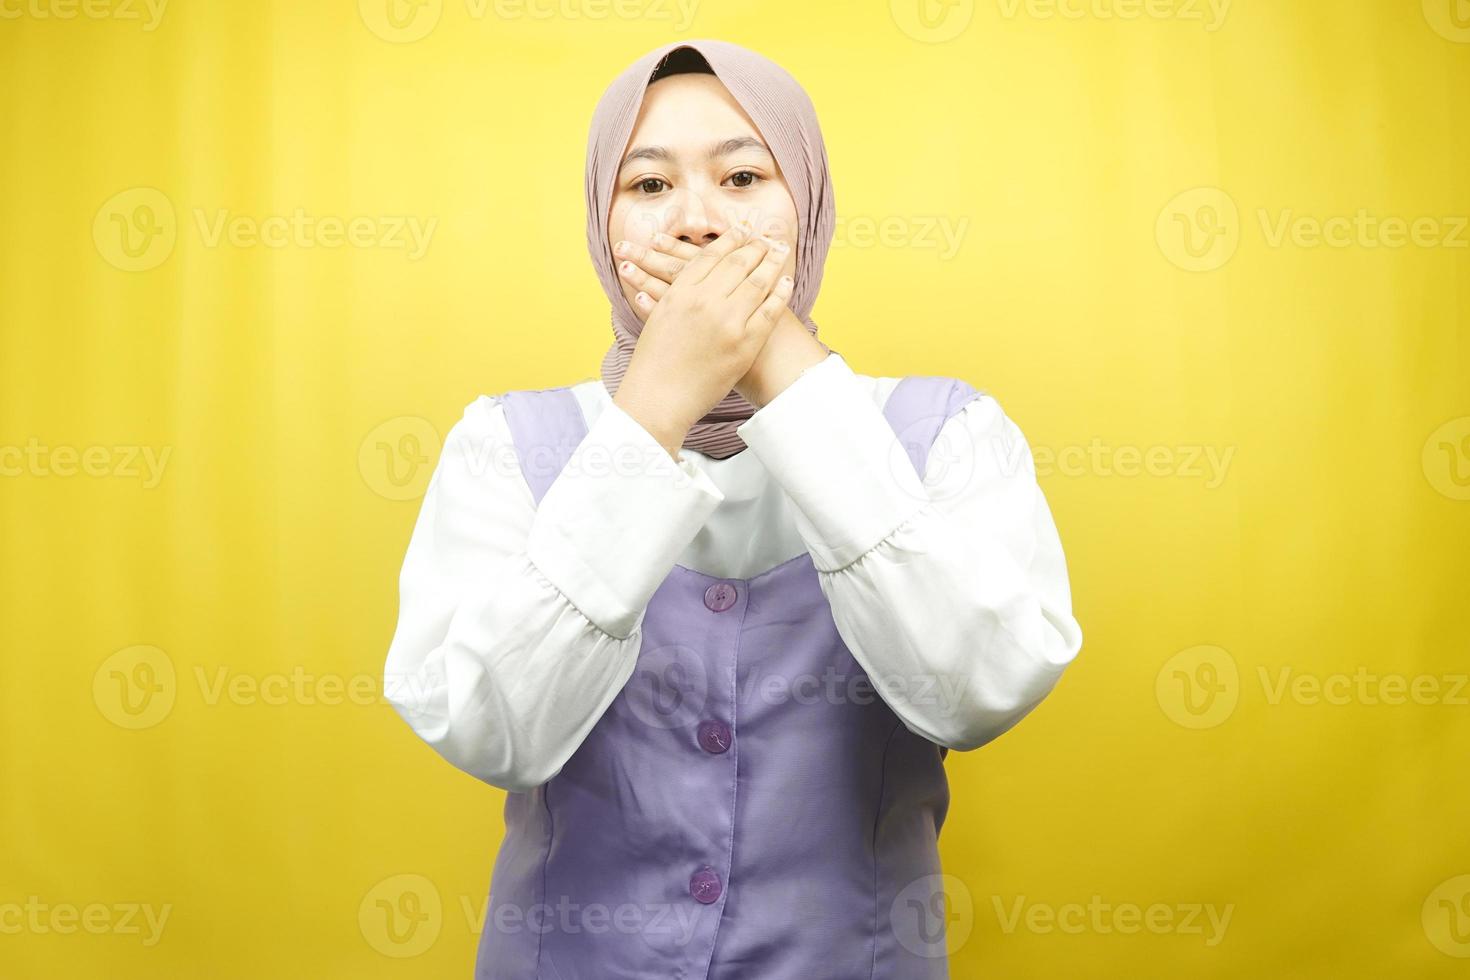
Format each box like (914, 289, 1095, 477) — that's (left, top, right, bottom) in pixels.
(620, 136, 772, 171)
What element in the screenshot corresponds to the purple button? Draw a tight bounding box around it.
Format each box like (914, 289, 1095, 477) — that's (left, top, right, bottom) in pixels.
(703, 582, 737, 612)
(690, 867, 722, 904)
(697, 720, 731, 754)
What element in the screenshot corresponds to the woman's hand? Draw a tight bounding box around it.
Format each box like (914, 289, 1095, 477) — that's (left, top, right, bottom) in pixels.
(614, 232, 705, 321)
(616, 229, 797, 322)
(615, 230, 825, 410)
(612, 223, 795, 459)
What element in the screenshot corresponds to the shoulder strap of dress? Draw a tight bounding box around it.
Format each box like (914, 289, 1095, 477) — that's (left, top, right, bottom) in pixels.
(881, 375, 987, 481)
(497, 386, 588, 507)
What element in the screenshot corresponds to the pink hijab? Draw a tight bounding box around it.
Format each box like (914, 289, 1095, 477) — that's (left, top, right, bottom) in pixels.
(586, 40, 836, 459)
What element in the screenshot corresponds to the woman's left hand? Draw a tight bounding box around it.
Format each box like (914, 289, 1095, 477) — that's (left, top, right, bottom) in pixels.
(615, 232, 757, 319)
(614, 231, 825, 406)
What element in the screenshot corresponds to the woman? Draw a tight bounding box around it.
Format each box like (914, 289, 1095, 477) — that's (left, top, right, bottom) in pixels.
(383, 39, 1082, 979)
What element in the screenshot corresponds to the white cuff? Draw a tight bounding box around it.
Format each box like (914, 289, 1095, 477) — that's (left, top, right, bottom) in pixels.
(527, 398, 724, 638)
(736, 352, 928, 572)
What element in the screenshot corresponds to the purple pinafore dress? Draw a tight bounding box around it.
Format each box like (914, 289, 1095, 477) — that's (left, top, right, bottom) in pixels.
(477, 372, 985, 979)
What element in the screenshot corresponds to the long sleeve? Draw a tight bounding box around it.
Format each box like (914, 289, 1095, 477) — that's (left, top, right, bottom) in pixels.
(383, 393, 724, 792)
(735, 353, 1083, 750)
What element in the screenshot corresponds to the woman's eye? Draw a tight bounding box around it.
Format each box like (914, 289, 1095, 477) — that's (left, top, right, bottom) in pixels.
(636, 178, 667, 194)
(728, 171, 760, 188)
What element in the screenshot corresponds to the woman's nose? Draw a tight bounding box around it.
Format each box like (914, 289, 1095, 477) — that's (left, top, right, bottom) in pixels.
(663, 191, 730, 246)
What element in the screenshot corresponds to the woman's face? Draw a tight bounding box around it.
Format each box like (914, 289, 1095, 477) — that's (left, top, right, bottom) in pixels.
(608, 71, 799, 310)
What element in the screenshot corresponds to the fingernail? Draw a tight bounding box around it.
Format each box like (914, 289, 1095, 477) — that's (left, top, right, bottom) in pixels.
(620, 261, 634, 273)
(615, 241, 629, 256)
(772, 240, 789, 252)
(779, 276, 793, 287)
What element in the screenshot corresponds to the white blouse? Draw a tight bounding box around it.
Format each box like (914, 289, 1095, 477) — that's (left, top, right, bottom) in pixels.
(383, 351, 1083, 793)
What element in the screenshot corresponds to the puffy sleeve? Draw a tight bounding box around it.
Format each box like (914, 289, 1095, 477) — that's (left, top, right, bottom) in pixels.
(383, 392, 725, 791)
(735, 353, 1083, 750)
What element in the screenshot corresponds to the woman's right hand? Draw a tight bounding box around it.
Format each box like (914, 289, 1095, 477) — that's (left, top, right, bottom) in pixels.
(612, 222, 795, 458)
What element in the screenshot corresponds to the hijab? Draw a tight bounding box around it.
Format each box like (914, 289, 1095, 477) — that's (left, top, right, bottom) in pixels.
(585, 40, 836, 459)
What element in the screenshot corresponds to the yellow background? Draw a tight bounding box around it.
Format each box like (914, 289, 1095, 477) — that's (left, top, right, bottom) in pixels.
(3, 0, 1468, 976)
